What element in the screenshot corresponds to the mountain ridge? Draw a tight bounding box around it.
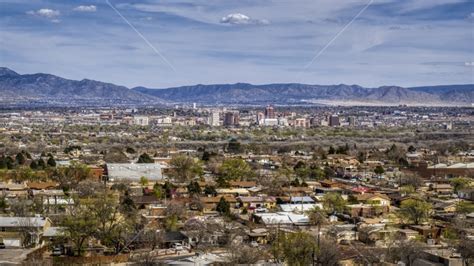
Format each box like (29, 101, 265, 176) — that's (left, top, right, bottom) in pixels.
(1, 67, 472, 106)
(133, 83, 473, 106)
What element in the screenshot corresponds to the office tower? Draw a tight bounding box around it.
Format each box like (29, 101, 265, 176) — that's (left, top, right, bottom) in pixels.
(209, 111, 220, 126)
(329, 115, 340, 127)
(224, 112, 235, 126)
(264, 105, 276, 119)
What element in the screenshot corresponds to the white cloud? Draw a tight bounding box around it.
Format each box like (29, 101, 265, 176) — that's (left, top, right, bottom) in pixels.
(73, 5, 97, 12)
(27, 8, 60, 19)
(220, 13, 269, 25)
(465, 62, 474, 67)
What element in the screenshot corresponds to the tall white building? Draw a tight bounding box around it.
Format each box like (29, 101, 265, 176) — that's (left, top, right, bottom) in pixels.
(208, 111, 220, 126)
(133, 116, 149, 126)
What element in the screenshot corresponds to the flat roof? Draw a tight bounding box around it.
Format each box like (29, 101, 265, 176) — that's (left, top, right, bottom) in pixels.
(107, 163, 163, 181)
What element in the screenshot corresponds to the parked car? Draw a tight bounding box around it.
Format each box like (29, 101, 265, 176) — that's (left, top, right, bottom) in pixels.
(0, 243, 5, 249)
(172, 243, 184, 251)
(52, 247, 62, 256)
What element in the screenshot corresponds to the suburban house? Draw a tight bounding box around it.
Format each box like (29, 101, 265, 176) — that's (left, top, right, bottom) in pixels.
(199, 196, 237, 212)
(0, 216, 52, 247)
(458, 188, 474, 201)
(345, 193, 391, 218)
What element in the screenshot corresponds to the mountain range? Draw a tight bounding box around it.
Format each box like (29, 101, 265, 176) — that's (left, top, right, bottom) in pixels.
(1, 67, 472, 107)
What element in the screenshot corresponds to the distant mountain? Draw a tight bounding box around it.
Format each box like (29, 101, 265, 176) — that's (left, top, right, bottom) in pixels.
(133, 83, 474, 106)
(0, 67, 163, 106)
(409, 85, 474, 103)
(1, 67, 472, 106)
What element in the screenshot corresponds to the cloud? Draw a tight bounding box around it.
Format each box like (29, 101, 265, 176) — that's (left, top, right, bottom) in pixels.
(73, 5, 97, 12)
(220, 13, 269, 25)
(27, 8, 60, 19)
(465, 62, 474, 67)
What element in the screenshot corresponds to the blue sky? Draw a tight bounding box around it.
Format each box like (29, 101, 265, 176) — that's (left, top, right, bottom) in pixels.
(0, 0, 473, 88)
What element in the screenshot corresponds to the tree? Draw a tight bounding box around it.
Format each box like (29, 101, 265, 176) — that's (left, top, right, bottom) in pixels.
(227, 138, 242, 154)
(322, 192, 346, 214)
(62, 204, 98, 256)
(29, 160, 38, 170)
(401, 173, 423, 189)
(226, 244, 264, 264)
(313, 238, 341, 265)
(187, 181, 202, 195)
(399, 198, 432, 225)
(328, 146, 336, 154)
(386, 239, 425, 266)
(216, 197, 230, 215)
(15, 152, 26, 165)
(139, 176, 149, 187)
(201, 151, 211, 161)
(457, 238, 474, 265)
(168, 155, 203, 182)
(0, 156, 7, 169)
(374, 165, 385, 175)
(164, 201, 186, 231)
(217, 158, 254, 187)
(37, 159, 46, 169)
(306, 207, 327, 250)
(125, 147, 136, 154)
(137, 153, 153, 163)
(450, 177, 472, 193)
(52, 163, 92, 191)
(272, 231, 317, 265)
(204, 185, 217, 196)
(47, 156, 56, 167)
(456, 201, 474, 214)
(120, 193, 137, 218)
(89, 196, 133, 254)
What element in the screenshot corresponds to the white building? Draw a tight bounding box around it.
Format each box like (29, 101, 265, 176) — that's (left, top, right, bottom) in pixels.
(133, 116, 149, 126)
(208, 111, 220, 126)
(106, 163, 163, 182)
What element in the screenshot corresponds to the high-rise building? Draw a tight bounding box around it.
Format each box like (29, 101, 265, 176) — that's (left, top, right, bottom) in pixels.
(224, 112, 236, 126)
(329, 115, 340, 127)
(209, 111, 220, 126)
(264, 105, 276, 119)
(348, 116, 356, 127)
(257, 112, 265, 125)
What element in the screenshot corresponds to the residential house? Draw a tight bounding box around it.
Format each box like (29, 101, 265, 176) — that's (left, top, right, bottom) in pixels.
(431, 183, 454, 195)
(0, 216, 52, 247)
(199, 196, 237, 212)
(345, 193, 390, 218)
(458, 188, 474, 201)
(246, 228, 269, 244)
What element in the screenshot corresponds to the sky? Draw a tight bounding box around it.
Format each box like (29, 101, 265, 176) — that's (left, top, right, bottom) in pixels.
(0, 0, 473, 88)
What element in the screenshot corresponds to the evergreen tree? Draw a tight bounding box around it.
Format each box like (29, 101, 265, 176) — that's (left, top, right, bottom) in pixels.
(0, 156, 6, 169)
(328, 146, 336, 154)
(204, 185, 217, 196)
(187, 181, 202, 195)
(15, 152, 26, 165)
(47, 156, 56, 167)
(30, 160, 38, 170)
(37, 159, 46, 169)
(137, 153, 154, 163)
(216, 197, 230, 215)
